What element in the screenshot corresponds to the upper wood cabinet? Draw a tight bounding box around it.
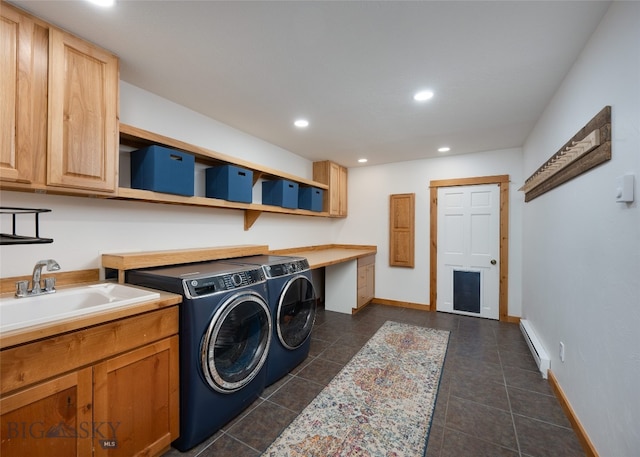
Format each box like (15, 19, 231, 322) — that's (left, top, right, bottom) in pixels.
(0, 1, 119, 195)
(313, 160, 348, 217)
(47, 28, 119, 193)
(0, 4, 48, 184)
(389, 193, 415, 268)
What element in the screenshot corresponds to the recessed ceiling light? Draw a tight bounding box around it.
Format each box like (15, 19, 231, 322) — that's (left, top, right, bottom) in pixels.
(86, 0, 115, 7)
(358, 158, 368, 163)
(294, 119, 309, 128)
(413, 90, 434, 102)
(438, 146, 451, 153)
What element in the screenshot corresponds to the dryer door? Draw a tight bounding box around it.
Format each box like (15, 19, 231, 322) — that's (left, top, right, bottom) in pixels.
(277, 276, 317, 350)
(201, 291, 271, 393)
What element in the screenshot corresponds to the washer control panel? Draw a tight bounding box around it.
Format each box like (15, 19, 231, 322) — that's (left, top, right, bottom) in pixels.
(184, 267, 266, 298)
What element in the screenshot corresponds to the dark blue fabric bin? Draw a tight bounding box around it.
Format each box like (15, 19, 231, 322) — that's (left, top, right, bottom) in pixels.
(298, 187, 324, 212)
(262, 179, 299, 208)
(131, 145, 194, 196)
(206, 165, 253, 203)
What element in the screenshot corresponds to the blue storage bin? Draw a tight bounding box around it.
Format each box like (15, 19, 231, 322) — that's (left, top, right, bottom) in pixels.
(262, 179, 299, 208)
(298, 187, 323, 212)
(131, 145, 194, 196)
(206, 165, 253, 203)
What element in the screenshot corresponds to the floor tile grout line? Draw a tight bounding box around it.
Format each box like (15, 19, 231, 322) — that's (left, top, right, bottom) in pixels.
(258, 397, 304, 416)
(221, 430, 264, 455)
(437, 348, 453, 455)
(505, 382, 556, 398)
(495, 327, 524, 457)
(446, 392, 512, 414)
(286, 371, 330, 389)
(510, 411, 577, 431)
(435, 316, 460, 456)
(440, 425, 522, 455)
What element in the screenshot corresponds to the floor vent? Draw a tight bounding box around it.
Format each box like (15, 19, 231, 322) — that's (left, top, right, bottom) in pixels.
(519, 319, 550, 379)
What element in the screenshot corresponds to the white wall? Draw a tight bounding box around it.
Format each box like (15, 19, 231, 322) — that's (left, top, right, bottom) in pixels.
(119, 82, 313, 179)
(0, 82, 338, 278)
(0, 84, 524, 316)
(338, 148, 524, 317)
(521, 2, 640, 455)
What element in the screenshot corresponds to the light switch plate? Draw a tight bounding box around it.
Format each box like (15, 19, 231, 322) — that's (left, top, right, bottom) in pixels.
(615, 174, 635, 203)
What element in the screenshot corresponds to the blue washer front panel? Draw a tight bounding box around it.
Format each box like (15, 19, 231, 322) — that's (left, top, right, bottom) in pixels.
(126, 261, 271, 451)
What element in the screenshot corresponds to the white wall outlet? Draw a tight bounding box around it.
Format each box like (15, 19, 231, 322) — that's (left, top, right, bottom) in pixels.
(559, 342, 566, 363)
(615, 174, 635, 203)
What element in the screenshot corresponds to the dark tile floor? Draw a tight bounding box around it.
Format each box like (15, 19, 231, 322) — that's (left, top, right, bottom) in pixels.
(163, 304, 585, 457)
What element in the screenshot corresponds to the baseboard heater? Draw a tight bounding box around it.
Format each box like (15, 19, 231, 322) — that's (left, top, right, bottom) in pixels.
(519, 319, 550, 379)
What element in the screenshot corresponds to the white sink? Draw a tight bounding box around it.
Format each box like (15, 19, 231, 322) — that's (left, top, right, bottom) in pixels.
(0, 283, 160, 333)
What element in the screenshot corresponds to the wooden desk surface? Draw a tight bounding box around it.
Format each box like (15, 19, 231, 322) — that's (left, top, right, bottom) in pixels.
(271, 245, 377, 269)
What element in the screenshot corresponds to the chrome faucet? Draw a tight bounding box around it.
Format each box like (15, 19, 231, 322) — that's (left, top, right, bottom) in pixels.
(15, 259, 61, 298)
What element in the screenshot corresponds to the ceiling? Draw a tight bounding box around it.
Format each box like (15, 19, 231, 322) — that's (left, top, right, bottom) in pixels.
(10, 0, 611, 167)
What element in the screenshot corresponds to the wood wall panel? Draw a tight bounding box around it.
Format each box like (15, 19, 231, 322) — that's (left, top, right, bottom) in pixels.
(389, 193, 415, 268)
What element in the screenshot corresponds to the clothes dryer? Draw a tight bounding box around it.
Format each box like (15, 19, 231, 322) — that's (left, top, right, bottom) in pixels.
(228, 255, 317, 386)
(127, 261, 271, 451)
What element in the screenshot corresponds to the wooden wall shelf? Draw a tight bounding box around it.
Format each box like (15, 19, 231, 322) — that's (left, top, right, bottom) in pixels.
(120, 124, 328, 189)
(115, 187, 330, 230)
(118, 124, 331, 229)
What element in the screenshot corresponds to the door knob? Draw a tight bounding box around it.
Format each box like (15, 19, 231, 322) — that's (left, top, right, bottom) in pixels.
(490, 259, 497, 265)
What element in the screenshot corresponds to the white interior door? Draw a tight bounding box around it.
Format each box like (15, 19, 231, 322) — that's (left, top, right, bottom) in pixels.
(436, 184, 500, 319)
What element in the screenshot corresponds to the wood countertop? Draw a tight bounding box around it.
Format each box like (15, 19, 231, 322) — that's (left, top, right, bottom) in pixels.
(101, 244, 376, 278)
(0, 283, 181, 349)
(0, 244, 374, 348)
(270, 245, 377, 268)
(102, 244, 270, 282)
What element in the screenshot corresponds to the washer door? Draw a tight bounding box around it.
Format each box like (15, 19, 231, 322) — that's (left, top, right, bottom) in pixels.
(201, 291, 271, 393)
(277, 276, 317, 350)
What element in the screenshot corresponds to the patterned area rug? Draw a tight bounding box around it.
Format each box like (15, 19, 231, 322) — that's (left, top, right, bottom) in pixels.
(263, 321, 450, 457)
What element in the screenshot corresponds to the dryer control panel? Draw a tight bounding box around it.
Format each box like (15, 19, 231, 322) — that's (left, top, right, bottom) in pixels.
(263, 259, 310, 279)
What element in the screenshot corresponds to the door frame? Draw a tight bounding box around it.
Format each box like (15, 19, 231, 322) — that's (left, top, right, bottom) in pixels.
(430, 175, 510, 322)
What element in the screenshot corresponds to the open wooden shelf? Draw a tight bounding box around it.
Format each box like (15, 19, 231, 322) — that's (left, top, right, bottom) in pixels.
(102, 244, 270, 282)
(118, 123, 330, 229)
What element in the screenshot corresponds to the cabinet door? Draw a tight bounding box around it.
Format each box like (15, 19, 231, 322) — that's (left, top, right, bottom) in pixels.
(0, 5, 48, 184)
(330, 163, 348, 217)
(365, 264, 375, 303)
(313, 161, 348, 217)
(48, 28, 119, 193)
(93, 336, 179, 457)
(389, 193, 415, 267)
(328, 162, 342, 216)
(0, 368, 93, 457)
(357, 255, 375, 308)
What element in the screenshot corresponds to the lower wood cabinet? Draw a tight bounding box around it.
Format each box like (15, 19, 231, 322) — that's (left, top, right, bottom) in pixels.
(93, 337, 179, 457)
(0, 307, 179, 457)
(0, 368, 93, 456)
(357, 254, 375, 309)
